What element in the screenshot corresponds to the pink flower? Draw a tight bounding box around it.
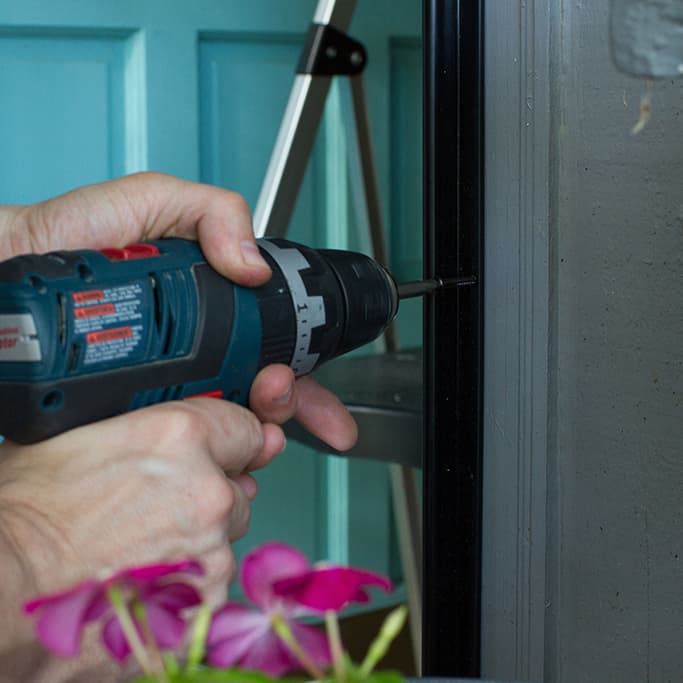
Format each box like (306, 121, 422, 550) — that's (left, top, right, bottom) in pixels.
(23, 560, 203, 663)
(273, 566, 393, 611)
(207, 542, 394, 677)
(207, 542, 331, 676)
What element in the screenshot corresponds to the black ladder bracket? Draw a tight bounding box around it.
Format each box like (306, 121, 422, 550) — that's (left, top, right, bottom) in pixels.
(297, 23, 367, 76)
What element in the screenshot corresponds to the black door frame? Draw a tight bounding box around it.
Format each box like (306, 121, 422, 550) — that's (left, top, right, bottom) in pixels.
(422, 0, 484, 676)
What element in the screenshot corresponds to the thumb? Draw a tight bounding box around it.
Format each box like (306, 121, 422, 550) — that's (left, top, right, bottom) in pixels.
(8, 172, 272, 288)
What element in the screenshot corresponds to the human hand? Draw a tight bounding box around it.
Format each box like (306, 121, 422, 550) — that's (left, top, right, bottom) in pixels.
(0, 396, 279, 683)
(0, 172, 357, 451)
(0, 173, 356, 681)
(0, 170, 359, 583)
(0, 397, 278, 602)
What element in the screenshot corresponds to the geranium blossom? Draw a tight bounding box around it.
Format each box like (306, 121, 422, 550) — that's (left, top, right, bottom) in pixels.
(23, 560, 203, 663)
(273, 565, 393, 611)
(207, 542, 394, 677)
(206, 542, 331, 676)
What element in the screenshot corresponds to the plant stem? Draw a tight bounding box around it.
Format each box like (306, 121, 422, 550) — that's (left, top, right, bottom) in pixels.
(271, 612, 326, 681)
(187, 604, 212, 670)
(131, 598, 170, 683)
(106, 585, 153, 676)
(163, 653, 180, 675)
(325, 610, 346, 683)
(359, 605, 408, 678)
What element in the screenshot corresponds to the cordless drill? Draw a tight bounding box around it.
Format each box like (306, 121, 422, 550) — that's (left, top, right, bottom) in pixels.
(0, 238, 401, 444)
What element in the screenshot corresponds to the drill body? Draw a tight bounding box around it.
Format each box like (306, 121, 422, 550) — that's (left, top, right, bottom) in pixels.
(0, 238, 397, 444)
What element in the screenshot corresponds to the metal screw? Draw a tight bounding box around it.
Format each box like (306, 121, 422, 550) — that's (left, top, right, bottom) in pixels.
(325, 46, 338, 59)
(350, 50, 363, 66)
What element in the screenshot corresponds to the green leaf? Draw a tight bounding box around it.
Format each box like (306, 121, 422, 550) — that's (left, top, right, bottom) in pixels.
(128, 666, 407, 683)
(130, 668, 281, 683)
(362, 671, 408, 683)
(188, 668, 282, 683)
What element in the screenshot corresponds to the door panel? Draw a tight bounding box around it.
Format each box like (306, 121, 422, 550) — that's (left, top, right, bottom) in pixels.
(198, 33, 323, 246)
(0, 30, 135, 204)
(0, 0, 421, 593)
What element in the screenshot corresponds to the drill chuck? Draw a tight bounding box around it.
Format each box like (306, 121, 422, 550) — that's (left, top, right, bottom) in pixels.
(255, 239, 397, 376)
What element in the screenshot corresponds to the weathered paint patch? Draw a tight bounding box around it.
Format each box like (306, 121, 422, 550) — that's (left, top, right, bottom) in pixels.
(611, 0, 683, 77)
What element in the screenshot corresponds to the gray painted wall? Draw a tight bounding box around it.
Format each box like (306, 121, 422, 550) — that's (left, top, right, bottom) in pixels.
(482, 2, 683, 681)
(552, 1, 683, 680)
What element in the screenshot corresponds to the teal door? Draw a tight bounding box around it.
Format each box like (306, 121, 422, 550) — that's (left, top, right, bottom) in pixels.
(0, 0, 421, 592)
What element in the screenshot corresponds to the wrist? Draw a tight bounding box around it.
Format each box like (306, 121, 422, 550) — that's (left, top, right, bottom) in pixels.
(0, 204, 29, 260)
(0, 503, 124, 682)
(0, 481, 69, 597)
(0, 510, 50, 680)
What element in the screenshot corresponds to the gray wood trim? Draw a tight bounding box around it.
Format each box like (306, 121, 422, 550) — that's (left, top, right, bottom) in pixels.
(481, 1, 551, 681)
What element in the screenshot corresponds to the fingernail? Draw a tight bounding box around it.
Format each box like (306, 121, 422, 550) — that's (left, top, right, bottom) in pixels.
(273, 383, 294, 406)
(240, 476, 258, 500)
(241, 240, 269, 269)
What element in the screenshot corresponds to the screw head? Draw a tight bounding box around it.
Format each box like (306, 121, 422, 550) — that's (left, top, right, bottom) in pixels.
(350, 50, 364, 67)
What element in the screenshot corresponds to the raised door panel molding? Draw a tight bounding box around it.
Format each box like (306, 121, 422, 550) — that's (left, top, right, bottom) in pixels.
(0, 29, 145, 204)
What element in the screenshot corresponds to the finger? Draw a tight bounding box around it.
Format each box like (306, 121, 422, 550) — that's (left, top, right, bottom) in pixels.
(157, 398, 267, 476)
(223, 475, 252, 541)
(52, 398, 267, 477)
(250, 365, 358, 452)
(232, 472, 258, 501)
(117, 173, 271, 285)
(245, 423, 286, 473)
(13, 172, 271, 287)
(198, 545, 238, 610)
(292, 376, 358, 452)
(249, 364, 297, 424)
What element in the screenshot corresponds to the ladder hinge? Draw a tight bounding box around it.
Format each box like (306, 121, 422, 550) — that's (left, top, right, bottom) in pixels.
(296, 23, 367, 76)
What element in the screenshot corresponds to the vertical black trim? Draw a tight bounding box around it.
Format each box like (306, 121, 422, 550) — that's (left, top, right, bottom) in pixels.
(422, 0, 484, 676)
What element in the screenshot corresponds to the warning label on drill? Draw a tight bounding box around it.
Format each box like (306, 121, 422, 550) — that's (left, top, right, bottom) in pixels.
(75, 303, 116, 319)
(86, 326, 133, 344)
(71, 281, 148, 366)
(73, 290, 105, 304)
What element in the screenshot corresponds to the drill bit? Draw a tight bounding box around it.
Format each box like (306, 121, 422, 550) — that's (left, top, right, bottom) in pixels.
(397, 275, 477, 300)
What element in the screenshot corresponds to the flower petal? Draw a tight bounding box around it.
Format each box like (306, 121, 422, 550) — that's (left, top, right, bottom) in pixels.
(23, 581, 101, 657)
(101, 615, 132, 663)
(143, 581, 202, 612)
(353, 589, 371, 603)
(82, 590, 114, 622)
(290, 621, 332, 668)
(241, 542, 311, 608)
(207, 602, 330, 677)
(113, 559, 204, 585)
(207, 605, 271, 669)
(144, 602, 187, 650)
(273, 566, 393, 611)
(238, 629, 304, 677)
(207, 604, 270, 645)
(23, 578, 99, 614)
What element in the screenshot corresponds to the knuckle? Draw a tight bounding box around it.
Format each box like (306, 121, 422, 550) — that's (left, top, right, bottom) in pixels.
(201, 548, 237, 608)
(132, 170, 167, 187)
(189, 475, 235, 528)
(207, 476, 236, 517)
(152, 405, 207, 452)
(207, 546, 237, 585)
(235, 408, 264, 454)
(223, 190, 250, 217)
